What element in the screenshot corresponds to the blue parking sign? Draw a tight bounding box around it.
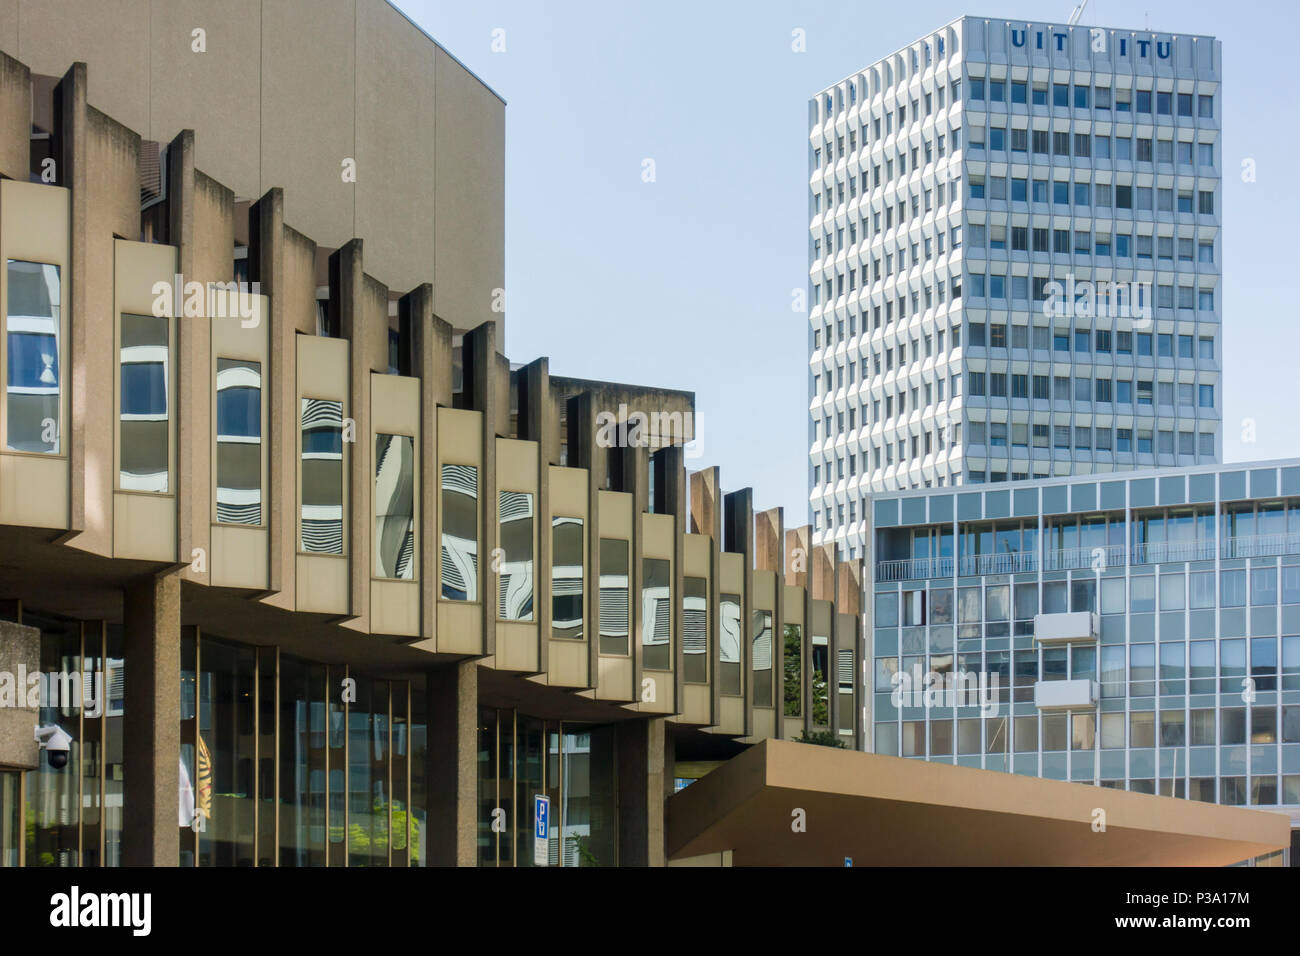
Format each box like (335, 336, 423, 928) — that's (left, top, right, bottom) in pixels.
(534, 794, 550, 866)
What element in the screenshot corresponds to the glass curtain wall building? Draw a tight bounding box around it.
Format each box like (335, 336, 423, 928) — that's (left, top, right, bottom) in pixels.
(808, 17, 1223, 560)
(868, 459, 1300, 852)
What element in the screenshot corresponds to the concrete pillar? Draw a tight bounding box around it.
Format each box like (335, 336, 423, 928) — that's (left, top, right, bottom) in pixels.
(616, 716, 667, 867)
(121, 573, 181, 866)
(427, 661, 478, 866)
(0, 621, 40, 771)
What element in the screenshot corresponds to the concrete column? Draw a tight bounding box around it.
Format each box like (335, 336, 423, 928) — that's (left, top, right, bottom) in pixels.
(0, 621, 40, 771)
(121, 573, 181, 866)
(616, 716, 667, 867)
(427, 661, 477, 866)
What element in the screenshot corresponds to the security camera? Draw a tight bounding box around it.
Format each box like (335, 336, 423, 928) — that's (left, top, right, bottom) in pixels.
(34, 724, 72, 770)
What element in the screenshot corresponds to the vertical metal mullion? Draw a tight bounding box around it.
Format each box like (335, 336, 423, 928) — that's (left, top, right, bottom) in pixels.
(194, 631, 202, 865)
(97, 624, 107, 866)
(252, 647, 260, 866)
(386, 680, 393, 868)
(272, 647, 280, 866)
(342, 665, 349, 868)
(76, 623, 84, 865)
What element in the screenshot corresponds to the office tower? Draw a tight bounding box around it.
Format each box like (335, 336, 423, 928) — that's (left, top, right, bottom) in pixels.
(809, 17, 1223, 561)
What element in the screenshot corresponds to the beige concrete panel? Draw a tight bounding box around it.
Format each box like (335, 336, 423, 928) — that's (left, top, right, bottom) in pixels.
(297, 333, 347, 400)
(783, 585, 806, 626)
(782, 716, 803, 739)
(0, 455, 66, 528)
(354, 0, 436, 294)
(432, 45, 504, 338)
(436, 599, 480, 656)
(811, 600, 832, 637)
(597, 489, 632, 538)
(146, 0, 261, 196)
(752, 568, 775, 609)
(638, 671, 671, 714)
(371, 372, 419, 435)
(17, 0, 151, 133)
(259, 0, 354, 249)
(371, 578, 417, 637)
(493, 621, 538, 673)
(747, 706, 774, 741)
(683, 533, 709, 577)
(296, 553, 347, 615)
(642, 512, 673, 559)
(210, 524, 267, 589)
(113, 491, 175, 560)
(546, 637, 586, 687)
(114, 238, 176, 313)
(719, 552, 743, 593)
(549, 465, 587, 517)
(680, 682, 709, 725)
(496, 437, 537, 492)
(0, 181, 68, 263)
(716, 695, 745, 736)
(596, 654, 633, 702)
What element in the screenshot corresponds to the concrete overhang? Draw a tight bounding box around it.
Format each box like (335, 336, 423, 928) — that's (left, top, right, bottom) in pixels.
(666, 739, 1291, 866)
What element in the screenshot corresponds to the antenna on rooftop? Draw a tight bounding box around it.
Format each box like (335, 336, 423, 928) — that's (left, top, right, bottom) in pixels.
(1067, 0, 1090, 26)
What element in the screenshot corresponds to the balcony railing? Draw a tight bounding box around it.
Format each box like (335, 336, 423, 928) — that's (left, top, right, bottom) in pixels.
(875, 532, 1300, 583)
(1221, 532, 1300, 560)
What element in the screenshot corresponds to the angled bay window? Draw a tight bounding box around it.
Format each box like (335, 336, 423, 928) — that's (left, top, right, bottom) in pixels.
(119, 313, 169, 491)
(6, 260, 61, 453)
(641, 557, 671, 670)
(300, 399, 343, 553)
(498, 490, 534, 620)
(598, 538, 629, 654)
(719, 592, 742, 695)
(439, 463, 478, 600)
(374, 434, 414, 578)
(215, 359, 262, 524)
(683, 576, 707, 683)
(550, 516, 583, 639)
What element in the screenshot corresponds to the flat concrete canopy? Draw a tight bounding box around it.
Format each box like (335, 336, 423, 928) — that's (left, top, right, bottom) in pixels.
(666, 739, 1291, 866)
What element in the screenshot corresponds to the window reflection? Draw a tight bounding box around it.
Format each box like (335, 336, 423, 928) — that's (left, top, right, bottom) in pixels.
(374, 434, 414, 578)
(719, 593, 741, 694)
(120, 313, 169, 491)
(752, 610, 773, 707)
(641, 558, 671, 670)
(6, 260, 60, 453)
(598, 538, 628, 655)
(498, 491, 534, 620)
(551, 516, 583, 639)
(215, 359, 261, 524)
(783, 624, 803, 717)
(440, 463, 478, 600)
(811, 633, 830, 725)
(300, 399, 343, 553)
(683, 576, 707, 683)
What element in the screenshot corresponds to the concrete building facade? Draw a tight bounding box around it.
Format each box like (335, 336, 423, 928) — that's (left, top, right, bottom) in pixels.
(0, 5, 868, 867)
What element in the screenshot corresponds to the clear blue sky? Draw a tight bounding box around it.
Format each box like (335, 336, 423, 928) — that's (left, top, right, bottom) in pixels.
(396, 0, 1300, 521)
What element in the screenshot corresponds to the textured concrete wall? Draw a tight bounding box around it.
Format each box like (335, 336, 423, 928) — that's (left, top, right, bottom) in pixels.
(2, 0, 505, 339)
(0, 620, 39, 770)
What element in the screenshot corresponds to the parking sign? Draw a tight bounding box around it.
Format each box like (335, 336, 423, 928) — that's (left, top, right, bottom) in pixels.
(534, 794, 549, 866)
